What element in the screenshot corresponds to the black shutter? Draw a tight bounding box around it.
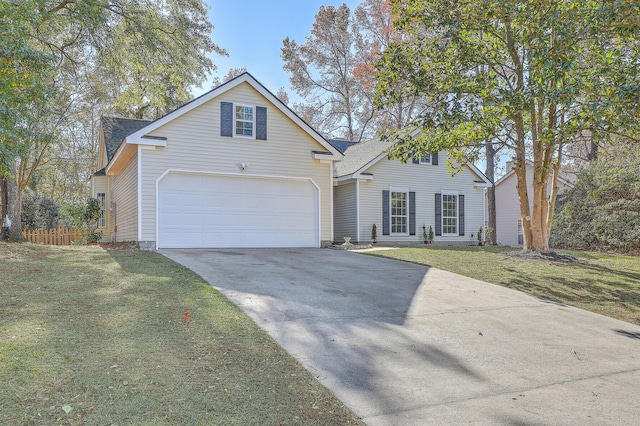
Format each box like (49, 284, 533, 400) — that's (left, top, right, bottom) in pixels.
(382, 190, 390, 235)
(458, 194, 465, 236)
(435, 193, 442, 236)
(432, 152, 439, 165)
(409, 192, 416, 235)
(256, 106, 267, 140)
(221, 102, 233, 137)
(412, 157, 419, 164)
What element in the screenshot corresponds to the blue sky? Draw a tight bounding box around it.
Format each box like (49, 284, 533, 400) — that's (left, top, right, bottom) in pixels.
(199, 0, 361, 97)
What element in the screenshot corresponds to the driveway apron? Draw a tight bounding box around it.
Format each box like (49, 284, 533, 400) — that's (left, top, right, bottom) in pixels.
(160, 248, 640, 425)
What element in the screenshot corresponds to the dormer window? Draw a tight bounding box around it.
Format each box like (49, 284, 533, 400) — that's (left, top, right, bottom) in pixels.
(235, 105, 254, 137)
(419, 154, 431, 164)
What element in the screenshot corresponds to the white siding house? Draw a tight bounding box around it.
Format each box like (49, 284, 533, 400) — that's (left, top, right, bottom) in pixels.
(332, 139, 492, 245)
(90, 73, 342, 249)
(492, 160, 574, 247)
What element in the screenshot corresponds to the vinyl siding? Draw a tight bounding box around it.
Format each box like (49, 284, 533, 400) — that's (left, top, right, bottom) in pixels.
(334, 182, 357, 242)
(494, 171, 522, 247)
(139, 82, 333, 244)
(112, 152, 138, 241)
(493, 163, 572, 247)
(357, 153, 485, 244)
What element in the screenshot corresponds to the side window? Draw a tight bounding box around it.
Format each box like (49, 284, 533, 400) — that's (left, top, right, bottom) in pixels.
(517, 219, 524, 245)
(97, 193, 106, 228)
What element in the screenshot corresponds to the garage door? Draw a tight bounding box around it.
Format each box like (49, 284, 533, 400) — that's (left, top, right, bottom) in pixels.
(157, 172, 319, 248)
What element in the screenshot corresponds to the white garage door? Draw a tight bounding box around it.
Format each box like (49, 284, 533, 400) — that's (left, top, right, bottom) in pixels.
(157, 172, 319, 248)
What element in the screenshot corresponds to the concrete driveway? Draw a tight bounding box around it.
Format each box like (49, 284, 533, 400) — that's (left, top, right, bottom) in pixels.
(160, 248, 640, 425)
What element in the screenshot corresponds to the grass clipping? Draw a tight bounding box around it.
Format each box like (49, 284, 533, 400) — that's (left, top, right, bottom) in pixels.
(0, 242, 362, 425)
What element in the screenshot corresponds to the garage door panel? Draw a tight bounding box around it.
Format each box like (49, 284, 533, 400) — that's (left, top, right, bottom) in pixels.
(158, 173, 318, 248)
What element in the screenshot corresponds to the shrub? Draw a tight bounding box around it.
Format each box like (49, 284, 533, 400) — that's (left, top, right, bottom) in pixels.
(21, 190, 62, 231)
(552, 145, 640, 251)
(62, 198, 103, 244)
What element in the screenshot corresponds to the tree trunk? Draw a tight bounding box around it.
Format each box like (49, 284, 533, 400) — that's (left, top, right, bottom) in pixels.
(1, 161, 23, 241)
(512, 110, 534, 251)
(485, 143, 497, 245)
(588, 138, 598, 161)
(546, 143, 564, 248)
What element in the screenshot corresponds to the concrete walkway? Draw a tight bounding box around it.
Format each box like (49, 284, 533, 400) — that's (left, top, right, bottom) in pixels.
(161, 248, 640, 425)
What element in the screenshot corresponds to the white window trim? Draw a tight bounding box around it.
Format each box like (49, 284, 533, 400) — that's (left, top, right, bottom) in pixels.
(97, 192, 107, 229)
(234, 104, 256, 139)
(517, 219, 524, 245)
(419, 154, 431, 164)
(441, 190, 458, 237)
(390, 186, 409, 236)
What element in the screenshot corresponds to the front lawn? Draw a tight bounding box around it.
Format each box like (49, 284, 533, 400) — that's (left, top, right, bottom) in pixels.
(0, 243, 362, 425)
(367, 246, 640, 326)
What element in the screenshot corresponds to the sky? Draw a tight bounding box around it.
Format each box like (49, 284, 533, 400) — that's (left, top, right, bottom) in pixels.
(198, 1, 495, 172)
(197, 0, 361, 98)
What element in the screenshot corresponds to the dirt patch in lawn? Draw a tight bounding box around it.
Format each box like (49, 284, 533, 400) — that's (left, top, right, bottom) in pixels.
(504, 250, 580, 263)
(95, 241, 140, 250)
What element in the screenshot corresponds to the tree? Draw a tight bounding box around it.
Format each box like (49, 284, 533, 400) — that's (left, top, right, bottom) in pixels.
(353, 0, 431, 131)
(484, 143, 498, 245)
(96, 1, 225, 120)
(0, 2, 54, 240)
(211, 67, 247, 88)
(1, 0, 226, 240)
(375, 0, 640, 252)
(276, 87, 290, 105)
(282, 4, 374, 140)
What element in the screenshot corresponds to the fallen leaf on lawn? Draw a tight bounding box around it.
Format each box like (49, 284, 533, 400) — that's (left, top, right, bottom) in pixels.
(61, 405, 72, 414)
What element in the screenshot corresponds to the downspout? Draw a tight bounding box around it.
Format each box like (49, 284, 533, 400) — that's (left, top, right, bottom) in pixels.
(137, 145, 143, 243)
(356, 179, 360, 242)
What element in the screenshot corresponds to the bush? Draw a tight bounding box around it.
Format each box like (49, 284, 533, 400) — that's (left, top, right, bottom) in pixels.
(21, 190, 62, 230)
(552, 145, 640, 251)
(62, 198, 103, 244)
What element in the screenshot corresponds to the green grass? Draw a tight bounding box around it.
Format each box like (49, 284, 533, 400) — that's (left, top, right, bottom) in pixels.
(367, 246, 640, 326)
(0, 243, 362, 425)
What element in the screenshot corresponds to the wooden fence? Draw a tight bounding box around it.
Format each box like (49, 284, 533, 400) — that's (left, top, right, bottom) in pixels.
(22, 225, 88, 245)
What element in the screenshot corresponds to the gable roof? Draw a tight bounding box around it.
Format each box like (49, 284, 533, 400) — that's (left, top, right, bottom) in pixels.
(105, 72, 342, 174)
(334, 138, 394, 178)
(334, 137, 492, 186)
(327, 139, 359, 154)
(101, 116, 152, 162)
(495, 160, 575, 189)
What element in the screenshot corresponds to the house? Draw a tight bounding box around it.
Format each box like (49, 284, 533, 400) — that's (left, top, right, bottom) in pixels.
(492, 160, 574, 247)
(331, 138, 492, 245)
(91, 73, 343, 249)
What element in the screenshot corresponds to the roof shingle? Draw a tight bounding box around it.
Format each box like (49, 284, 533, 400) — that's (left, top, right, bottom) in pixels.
(334, 138, 394, 178)
(101, 116, 152, 162)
